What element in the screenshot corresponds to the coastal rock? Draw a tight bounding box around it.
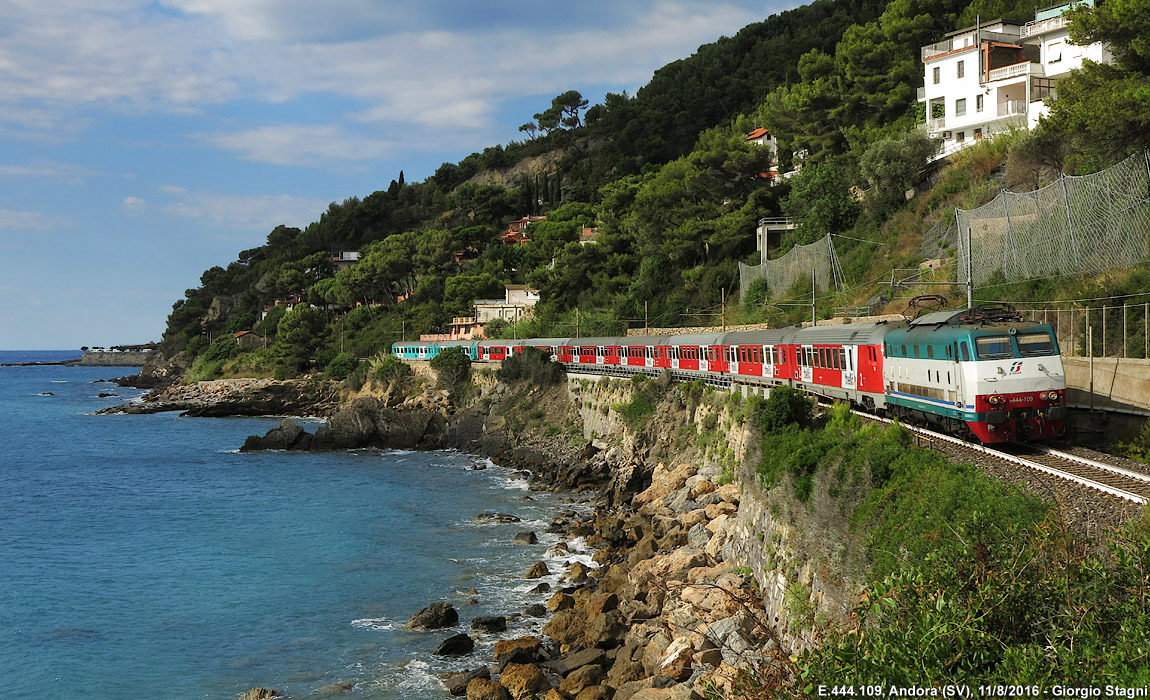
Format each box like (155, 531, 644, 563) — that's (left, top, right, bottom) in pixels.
(240, 418, 310, 451)
(476, 512, 522, 524)
(559, 664, 604, 697)
(530, 582, 552, 594)
(405, 602, 458, 630)
(546, 592, 575, 612)
(239, 398, 444, 451)
(499, 662, 550, 700)
(512, 531, 538, 545)
(466, 678, 511, 700)
(524, 561, 550, 579)
(238, 688, 280, 700)
(434, 633, 475, 656)
(471, 616, 507, 634)
(493, 636, 541, 665)
(541, 647, 606, 676)
(524, 603, 547, 618)
(575, 687, 613, 700)
(315, 681, 353, 694)
(443, 667, 491, 696)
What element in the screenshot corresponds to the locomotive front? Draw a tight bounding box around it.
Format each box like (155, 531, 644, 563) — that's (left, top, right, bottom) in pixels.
(883, 306, 1067, 443)
(959, 322, 1068, 442)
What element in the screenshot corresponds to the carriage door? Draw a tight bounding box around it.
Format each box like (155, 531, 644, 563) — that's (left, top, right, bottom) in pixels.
(843, 346, 858, 390)
(800, 346, 813, 383)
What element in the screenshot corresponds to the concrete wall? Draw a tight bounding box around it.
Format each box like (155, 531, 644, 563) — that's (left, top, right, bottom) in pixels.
(1064, 356, 1150, 416)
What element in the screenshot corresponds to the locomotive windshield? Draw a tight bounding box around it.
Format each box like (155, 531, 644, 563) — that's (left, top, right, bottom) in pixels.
(1017, 331, 1057, 356)
(974, 335, 1013, 359)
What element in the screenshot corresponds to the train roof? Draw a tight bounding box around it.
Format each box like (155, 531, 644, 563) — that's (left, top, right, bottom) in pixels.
(793, 321, 905, 345)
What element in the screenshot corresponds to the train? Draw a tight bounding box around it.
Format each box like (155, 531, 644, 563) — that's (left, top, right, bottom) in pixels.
(392, 304, 1068, 444)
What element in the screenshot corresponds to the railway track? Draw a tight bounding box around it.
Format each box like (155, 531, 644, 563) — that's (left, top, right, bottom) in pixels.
(856, 411, 1150, 505)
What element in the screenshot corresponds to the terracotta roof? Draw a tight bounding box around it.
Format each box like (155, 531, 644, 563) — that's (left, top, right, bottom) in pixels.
(746, 128, 770, 140)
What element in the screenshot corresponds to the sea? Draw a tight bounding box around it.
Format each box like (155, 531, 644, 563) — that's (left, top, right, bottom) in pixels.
(0, 351, 591, 699)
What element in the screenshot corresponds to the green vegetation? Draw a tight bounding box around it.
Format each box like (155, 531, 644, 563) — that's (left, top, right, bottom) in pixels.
(497, 347, 565, 385)
(734, 394, 1150, 689)
(153, 0, 1150, 398)
(428, 347, 471, 388)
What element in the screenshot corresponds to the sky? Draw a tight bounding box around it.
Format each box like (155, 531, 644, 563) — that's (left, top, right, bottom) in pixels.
(0, 0, 799, 350)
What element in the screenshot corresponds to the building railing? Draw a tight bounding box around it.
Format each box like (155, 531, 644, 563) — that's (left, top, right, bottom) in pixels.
(1020, 14, 1067, 37)
(998, 99, 1026, 116)
(928, 116, 946, 131)
(922, 39, 955, 61)
(988, 61, 1040, 81)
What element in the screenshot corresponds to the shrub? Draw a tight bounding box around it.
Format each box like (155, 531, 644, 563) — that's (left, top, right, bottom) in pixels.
(372, 353, 413, 381)
(429, 346, 471, 387)
(753, 386, 815, 435)
(497, 347, 564, 385)
(326, 352, 359, 380)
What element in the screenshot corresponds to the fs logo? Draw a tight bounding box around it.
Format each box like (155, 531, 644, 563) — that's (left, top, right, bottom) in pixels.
(1009, 361, 1023, 374)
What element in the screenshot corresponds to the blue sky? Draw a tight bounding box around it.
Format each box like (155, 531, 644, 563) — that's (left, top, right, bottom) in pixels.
(1, 0, 797, 350)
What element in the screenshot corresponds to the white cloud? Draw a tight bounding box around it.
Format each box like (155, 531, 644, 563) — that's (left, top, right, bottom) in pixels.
(202, 124, 398, 166)
(123, 196, 146, 207)
(0, 161, 99, 183)
(0, 209, 53, 230)
(155, 187, 327, 231)
(0, 0, 770, 156)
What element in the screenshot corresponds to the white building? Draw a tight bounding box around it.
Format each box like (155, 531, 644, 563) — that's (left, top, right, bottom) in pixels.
(918, 1, 1110, 157)
(474, 285, 540, 324)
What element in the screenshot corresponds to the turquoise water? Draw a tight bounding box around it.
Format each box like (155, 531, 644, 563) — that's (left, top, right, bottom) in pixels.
(0, 353, 586, 699)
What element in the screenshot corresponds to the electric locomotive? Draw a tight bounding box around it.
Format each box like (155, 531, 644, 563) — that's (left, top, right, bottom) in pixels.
(881, 306, 1067, 442)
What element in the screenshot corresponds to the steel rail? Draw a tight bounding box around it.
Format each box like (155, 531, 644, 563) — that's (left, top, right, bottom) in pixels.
(853, 411, 1149, 505)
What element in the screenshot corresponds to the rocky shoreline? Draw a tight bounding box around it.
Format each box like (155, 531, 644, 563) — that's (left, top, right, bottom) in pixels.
(95, 378, 342, 417)
(230, 374, 789, 699)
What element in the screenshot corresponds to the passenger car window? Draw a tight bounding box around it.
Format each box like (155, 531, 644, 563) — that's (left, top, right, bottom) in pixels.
(975, 335, 1013, 359)
(1017, 332, 1056, 356)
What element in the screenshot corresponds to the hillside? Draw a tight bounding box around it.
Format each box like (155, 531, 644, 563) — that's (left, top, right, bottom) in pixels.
(151, 0, 1150, 384)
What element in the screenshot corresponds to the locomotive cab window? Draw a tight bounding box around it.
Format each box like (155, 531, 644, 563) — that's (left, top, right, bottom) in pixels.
(975, 335, 1013, 359)
(1017, 332, 1056, 356)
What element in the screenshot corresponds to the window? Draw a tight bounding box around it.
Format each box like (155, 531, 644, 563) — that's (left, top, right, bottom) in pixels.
(956, 98, 966, 116)
(975, 335, 1014, 359)
(1017, 332, 1056, 356)
(974, 128, 983, 139)
(960, 342, 970, 361)
(957, 131, 965, 142)
(927, 345, 934, 358)
(957, 60, 965, 79)
(933, 66, 940, 84)
(976, 94, 984, 112)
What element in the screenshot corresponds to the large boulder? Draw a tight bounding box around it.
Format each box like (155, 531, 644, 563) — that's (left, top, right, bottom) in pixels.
(443, 667, 491, 696)
(559, 664, 604, 698)
(471, 616, 507, 634)
(406, 602, 458, 630)
(493, 636, 541, 665)
(499, 663, 550, 700)
(524, 561, 550, 579)
(240, 418, 311, 451)
(466, 678, 511, 700)
(434, 633, 475, 656)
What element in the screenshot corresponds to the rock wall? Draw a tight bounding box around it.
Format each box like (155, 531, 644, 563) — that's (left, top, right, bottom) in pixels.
(80, 350, 154, 367)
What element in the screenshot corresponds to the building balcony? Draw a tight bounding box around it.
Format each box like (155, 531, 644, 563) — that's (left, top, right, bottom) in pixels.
(927, 116, 946, 131)
(1020, 14, 1066, 38)
(998, 99, 1027, 117)
(988, 61, 1043, 82)
(917, 86, 926, 101)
